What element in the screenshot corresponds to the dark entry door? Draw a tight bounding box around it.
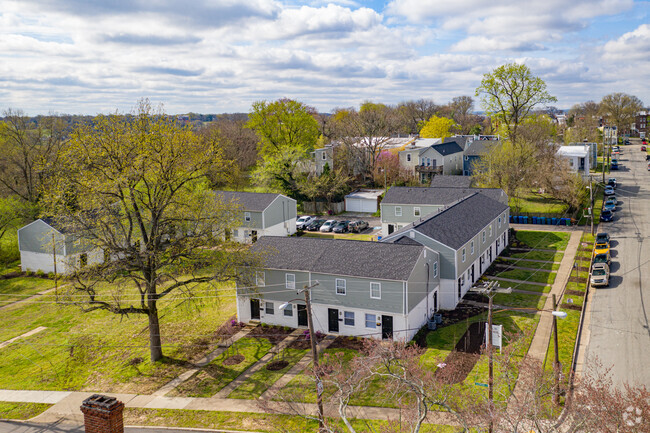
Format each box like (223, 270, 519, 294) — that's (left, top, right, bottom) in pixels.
(250, 299, 260, 320)
(471, 264, 475, 283)
(328, 308, 339, 333)
(433, 291, 438, 312)
(297, 305, 308, 327)
(388, 224, 394, 235)
(381, 315, 393, 340)
(251, 230, 258, 243)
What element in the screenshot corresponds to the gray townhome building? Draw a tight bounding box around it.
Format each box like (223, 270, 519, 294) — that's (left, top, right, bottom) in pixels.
(17, 218, 103, 275)
(381, 192, 510, 310)
(380, 186, 508, 236)
(237, 237, 440, 341)
(215, 191, 297, 243)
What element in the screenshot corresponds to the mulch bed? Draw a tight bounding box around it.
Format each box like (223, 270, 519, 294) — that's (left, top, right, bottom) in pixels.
(249, 325, 294, 344)
(565, 289, 584, 296)
(568, 276, 588, 284)
(266, 360, 289, 371)
(287, 333, 326, 350)
(436, 322, 485, 384)
(0, 271, 24, 280)
(561, 303, 582, 311)
(327, 336, 365, 351)
(214, 316, 245, 340)
(223, 354, 245, 365)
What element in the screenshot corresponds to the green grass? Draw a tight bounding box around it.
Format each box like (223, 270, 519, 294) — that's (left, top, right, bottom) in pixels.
(169, 337, 275, 398)
(510, 193, 569, 215)
(228, 347, 307, 399)
(0, 279, 238, 393)
(0, 228, 20, 267)
(123, 407, 457, 433)
(493, 292, 546, 310)
(497, 258, 560, 271)
(509, 250, 564, 262)
(545, 309, 581, 378)
(0, 276, 55, 305)
(0, 402, 52, 420)
(515, 230, 570, 250)
(490, 279, 551, 294)
(496, 268, 556, 285)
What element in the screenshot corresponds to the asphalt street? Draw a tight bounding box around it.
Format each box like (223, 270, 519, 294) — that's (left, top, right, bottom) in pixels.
(584, 142, 650, 388)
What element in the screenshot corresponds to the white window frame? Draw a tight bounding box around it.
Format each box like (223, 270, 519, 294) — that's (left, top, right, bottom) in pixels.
(286, 273, 295, 290)
(283, 303, 293, 317)
(256, 271, 265, 287)
(462, 248, 466, 262)
(433, 261, 438, 278)
(344, 311, 355, 326)
(395, 206, 402, 217)
(489, 225, 493, 237)
(498, 216, 502, 227)
(322, 152, 326, 160)
(482, 230, 486, 243)
(336, 278, 347, 295)
(414, 207, 421, 217)
(370, 282, 381, 299)
(471, 240, 475, 255)
(265, 301, 274, 315)
(365, 313, 377, 329)
(244, 212, 251, 222)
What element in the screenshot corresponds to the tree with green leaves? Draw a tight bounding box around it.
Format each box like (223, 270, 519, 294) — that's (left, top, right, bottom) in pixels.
(475, 63, 557, 145)
(419, 115, 456, 139)
(599, 92, 643, 135)
(41, 100, 252, 363)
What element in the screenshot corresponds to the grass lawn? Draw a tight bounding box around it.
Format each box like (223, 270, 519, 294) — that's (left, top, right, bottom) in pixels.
(0, 276, 55, 305)
(495, 268, 556, 285)
(0, 229, 20, 267)
(509, 250, 564, 262)
(490, 279, 551, 294)
(0, 278, 238, 393)
(545, 309, 581, 378)
(228, 347, 308, 399)
(0, 402, 52, 420)
(493, 292, 546, 310)
(123, 407, 457, 433)
(497, 258, 560, 271)
(510, 193, 569, 215)
(515, 231, 570, 251)
(169, 336, 274, 398)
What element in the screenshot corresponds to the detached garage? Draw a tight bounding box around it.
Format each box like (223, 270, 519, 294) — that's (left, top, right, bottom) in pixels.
(344, 189, 384, 213)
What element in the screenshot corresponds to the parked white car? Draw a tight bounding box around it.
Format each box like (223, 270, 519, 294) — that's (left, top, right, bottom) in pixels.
(296, 215, 314, 230)
(320, 220, 337, 232)
(591, 263, 610, 287)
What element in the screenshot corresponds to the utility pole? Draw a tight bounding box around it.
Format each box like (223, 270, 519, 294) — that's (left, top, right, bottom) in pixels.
(553, 294, 561, 405)
(589, 175, 594, 235)
(602, 126, 606, 184)
(303, 283, 325, 432)
(52, 233, 58, 301)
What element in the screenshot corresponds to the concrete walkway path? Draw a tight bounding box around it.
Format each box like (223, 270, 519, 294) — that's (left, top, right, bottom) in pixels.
(213, 329, 303, 398)
(152, 326, 253, 397)
(0, 327, 47, 350)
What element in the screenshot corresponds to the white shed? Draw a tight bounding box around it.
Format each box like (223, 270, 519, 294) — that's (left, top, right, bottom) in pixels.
(344, 189, 384, 213)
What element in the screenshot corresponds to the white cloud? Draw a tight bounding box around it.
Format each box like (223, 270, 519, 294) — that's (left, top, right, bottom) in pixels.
(602, 24, 650, 61)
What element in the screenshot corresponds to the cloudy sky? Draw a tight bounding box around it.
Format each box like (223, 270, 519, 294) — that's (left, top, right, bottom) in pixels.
(1, 0, 649, 115)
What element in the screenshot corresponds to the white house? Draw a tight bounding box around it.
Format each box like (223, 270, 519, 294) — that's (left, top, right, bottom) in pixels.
(557, 145, 592, 177)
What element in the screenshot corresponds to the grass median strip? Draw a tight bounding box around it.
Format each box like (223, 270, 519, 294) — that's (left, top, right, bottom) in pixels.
(0, 402, 52, 420)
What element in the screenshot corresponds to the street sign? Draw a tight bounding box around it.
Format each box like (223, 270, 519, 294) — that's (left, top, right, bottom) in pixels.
(317, 380, 323, 396)
(485, 323, 503, 351)
(475, 382, 488, 388)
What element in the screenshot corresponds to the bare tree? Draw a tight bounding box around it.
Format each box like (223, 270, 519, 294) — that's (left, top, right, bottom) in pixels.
(396, 99, 439, 134)
(599, 93, 644, 135)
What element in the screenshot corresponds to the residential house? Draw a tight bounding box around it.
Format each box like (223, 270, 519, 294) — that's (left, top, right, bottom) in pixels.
(634, 110, 649, 138)
(215, 191, 297, 243)
(381, 192, 510, 310)
(237, 237, 440, 341)
(312, 145, 334, 176)
(557, 145, 592, 178)
(398, 139, 464, 183)
(17, 218, 103, 274)
(430, 175, 473, 188)
(344, 189, 384, 213)
(380, 186, 508, 236)
(463, 138, 498, 176)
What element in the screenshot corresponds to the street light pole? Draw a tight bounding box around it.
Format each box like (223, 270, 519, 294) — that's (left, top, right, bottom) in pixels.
(303, 283, 325, 431)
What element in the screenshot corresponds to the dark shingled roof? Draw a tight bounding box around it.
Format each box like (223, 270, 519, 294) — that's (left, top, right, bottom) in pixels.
(249, 236, 425, 281)
(464, 140, 495, 156)
(214, 191, 282, 212)
(387, 192, 509, 250)
(383, 186, 507, 206)
(443, 136, 470, 149)
(430, 141, 464, 156)
(40, 217, 67, 234)
(430, 175, 473, 188)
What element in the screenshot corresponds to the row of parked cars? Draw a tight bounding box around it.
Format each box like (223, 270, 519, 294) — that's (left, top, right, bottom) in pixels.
(296, 215, 370, 233)
(601, 178, 618, 222)
(591, 232, 612, 287)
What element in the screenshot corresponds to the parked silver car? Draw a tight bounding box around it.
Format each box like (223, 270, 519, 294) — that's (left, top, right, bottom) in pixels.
(590, 263, 610, 287)
(320, 219, 337, 232)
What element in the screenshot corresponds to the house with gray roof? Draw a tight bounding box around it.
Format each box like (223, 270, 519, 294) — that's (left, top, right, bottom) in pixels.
(398, 138, 465, 182)
(17, 218, 104, 275)
(381, 192, 510, 310)
(237, 236, 440, 341)
(430, 175, 473, 188)
(463, 138, 498, 176)
(214, 191, 297, 243)
(380, 186, 507, 236)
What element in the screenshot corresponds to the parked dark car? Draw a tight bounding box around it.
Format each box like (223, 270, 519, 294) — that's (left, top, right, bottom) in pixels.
(600, 209, 613, 222)
(607, 178, 617, 188)
(593, 252, 611, 267)
(348, 220, 369, 233)
(642, 145, 647, 152)
(306, 219, 327, 231)
(646, 154, 650, 161)
(596, 232, 610, 244)
(332, 220, 350, 233)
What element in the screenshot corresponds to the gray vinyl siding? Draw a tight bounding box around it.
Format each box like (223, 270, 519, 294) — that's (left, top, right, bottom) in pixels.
(239, 211, 264, 229)
(455, 213, 509, 276)
(406, 249, 440, 312)
(396, 231, 456, 280)
(310, 273, 403, 314)
(381, 204, 443, 225)
(18, 220, 66, 255)
(239, 269, 310, 304)
(263, 196, 297, 227)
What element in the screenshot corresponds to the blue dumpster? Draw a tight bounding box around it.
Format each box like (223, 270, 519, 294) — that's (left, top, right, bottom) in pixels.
(552, 217, 557, 225)
(532, 216, 537, 224)
(510, 215, 514, 223)
(566, 218, 571, 226)
(541, 217, 547, 224)
(523, 216, 529, 224)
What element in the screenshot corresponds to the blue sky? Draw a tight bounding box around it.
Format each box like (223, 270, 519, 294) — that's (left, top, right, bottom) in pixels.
(1, 0, 649, 115)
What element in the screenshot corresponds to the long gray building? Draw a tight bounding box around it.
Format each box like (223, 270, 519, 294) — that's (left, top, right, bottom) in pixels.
(237, 236, 440, 341)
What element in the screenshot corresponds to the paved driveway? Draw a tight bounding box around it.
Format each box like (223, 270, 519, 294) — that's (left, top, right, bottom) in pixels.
(583, 143, 650, 388)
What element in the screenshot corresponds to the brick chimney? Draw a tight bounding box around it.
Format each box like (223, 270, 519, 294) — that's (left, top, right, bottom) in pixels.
(80, 394, 124, 433)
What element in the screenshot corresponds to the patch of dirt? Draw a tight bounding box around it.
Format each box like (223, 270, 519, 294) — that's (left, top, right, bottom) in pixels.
(568, 276, 588, 284)
(327, 336, 365, 351)
(214, 315, 244, 340)
(576, 266, 590, 272)
(248, 325, 294, 344)
(561, 303, 582, 311)
(414, 303, 485, 347)
(565, 289, 584, 296)
(287, 333, 325, 350)
(266, 360, 289, 371)
(0, 271, 23, 280)
(222, 354, 244, 365)
(436, 322, 486, 384)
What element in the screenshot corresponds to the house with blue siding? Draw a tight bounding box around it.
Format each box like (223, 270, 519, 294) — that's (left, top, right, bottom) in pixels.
(237, 237, 440, 341)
